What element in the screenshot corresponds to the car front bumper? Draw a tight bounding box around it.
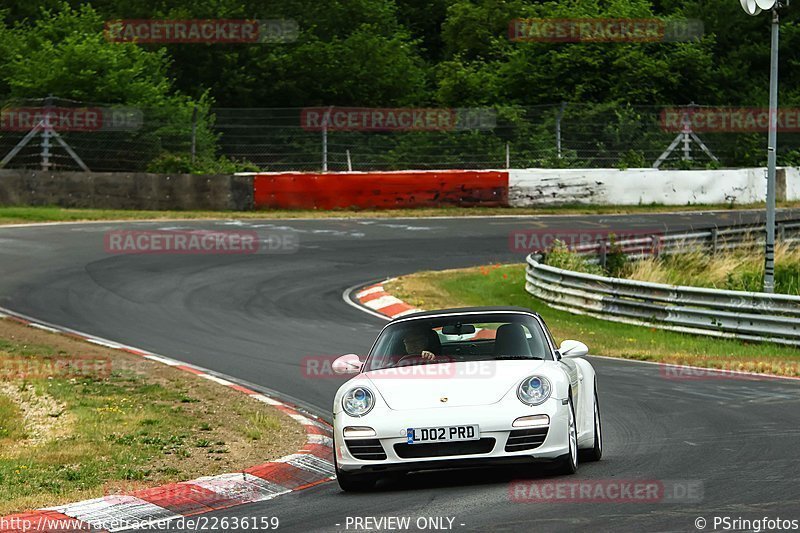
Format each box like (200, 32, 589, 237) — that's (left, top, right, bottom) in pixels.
(334, 398, 570, 474)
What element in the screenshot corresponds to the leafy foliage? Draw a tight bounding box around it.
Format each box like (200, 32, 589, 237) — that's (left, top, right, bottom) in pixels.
(1, 0, 799, 169)
(146, 153, 260, 174)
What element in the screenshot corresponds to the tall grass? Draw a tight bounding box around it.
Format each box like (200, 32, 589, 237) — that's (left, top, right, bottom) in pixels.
(624, 242, 800, 295)
(542, 240, 604, 275)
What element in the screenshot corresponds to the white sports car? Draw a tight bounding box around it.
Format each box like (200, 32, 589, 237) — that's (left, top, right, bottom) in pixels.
(331, 307, 602, 491)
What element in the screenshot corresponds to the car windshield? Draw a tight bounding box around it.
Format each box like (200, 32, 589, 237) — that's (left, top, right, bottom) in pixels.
(365, 313, 552, 371)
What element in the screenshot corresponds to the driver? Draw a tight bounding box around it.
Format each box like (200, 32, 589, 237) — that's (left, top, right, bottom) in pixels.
(401, 327, 437, 361)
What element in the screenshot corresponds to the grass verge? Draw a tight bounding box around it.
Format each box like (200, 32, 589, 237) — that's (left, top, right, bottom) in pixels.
(385, 264, 800, 376)
(623, 243, 800, 295)
(542, 238, 800, 295)
(0, 318, 306, 515)
(0, 202, 799, 225)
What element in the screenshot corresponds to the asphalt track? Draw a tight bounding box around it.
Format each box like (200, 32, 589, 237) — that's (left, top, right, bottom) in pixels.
(0, 209, 799, 532)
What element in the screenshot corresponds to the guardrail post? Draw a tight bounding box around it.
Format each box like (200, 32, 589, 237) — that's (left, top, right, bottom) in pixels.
(711, 228, 718, 255)
(599, 241, 607, 269)
(651, 235, 660, 258)
(779, 223, 786, 243)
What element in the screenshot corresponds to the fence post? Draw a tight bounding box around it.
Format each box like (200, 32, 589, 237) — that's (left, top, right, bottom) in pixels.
(322, 122, 328, 172)
(190, 106, 198, 164)
(41, 95, 53, 171)
(41, 124, 51, 171)
(505, 142, 510, 169)
(556, 102, 567, 159)
(346, 149, 352, 172)
(321, 106, 332, 172)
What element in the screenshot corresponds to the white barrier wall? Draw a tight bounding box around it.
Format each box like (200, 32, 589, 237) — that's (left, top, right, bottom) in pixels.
(786, 167, 800, 203)
(508, 167, 799, 206)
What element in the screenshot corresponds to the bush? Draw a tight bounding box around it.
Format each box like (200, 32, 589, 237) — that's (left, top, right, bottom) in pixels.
(542, 240, 604, 275)
(146, 153, 260, 174)
(604, 236, 629, 277)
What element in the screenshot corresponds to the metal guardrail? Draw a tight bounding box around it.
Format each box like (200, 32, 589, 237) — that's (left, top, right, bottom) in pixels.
(525, 220, 800, 346)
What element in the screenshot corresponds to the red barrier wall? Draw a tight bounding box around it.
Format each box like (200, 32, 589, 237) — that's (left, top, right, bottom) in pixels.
(253, 170, 509, 210)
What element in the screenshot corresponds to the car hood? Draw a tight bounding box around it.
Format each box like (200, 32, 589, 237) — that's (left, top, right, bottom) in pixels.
(362, 360, 549, 410)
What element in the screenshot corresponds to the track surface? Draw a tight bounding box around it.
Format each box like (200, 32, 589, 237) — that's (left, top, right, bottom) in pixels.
(0, 210, 798, 532)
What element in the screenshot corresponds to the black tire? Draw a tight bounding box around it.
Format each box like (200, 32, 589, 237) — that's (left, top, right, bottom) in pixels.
(580, 385, 603, 463)
(334, 455, 378, 492)
(555, 395, 578, 475)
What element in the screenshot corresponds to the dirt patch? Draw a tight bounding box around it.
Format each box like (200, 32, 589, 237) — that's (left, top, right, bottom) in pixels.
(0, 382, 69, 447)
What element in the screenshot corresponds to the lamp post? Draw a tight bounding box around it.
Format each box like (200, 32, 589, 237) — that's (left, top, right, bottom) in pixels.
(740, 0, 784, 292)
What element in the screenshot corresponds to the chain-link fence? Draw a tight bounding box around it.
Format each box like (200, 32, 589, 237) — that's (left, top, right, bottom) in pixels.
(2, 99, 799, 172)
(0, 98, 204, 173)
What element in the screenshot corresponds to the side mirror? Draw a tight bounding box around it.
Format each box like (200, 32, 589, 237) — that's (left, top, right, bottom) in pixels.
(559, 340, 589, 358)
(331, 354, 363, 375)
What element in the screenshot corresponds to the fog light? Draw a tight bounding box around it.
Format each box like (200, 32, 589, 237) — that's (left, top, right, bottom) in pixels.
(512, 415, 550, 428)
(343, 426, 376, 438)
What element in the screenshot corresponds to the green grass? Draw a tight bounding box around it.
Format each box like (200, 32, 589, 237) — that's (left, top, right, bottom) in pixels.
(0, 370, 206, 507)
(386, 264, 800, 376)
(0, 395, 25, 441)
(0, 319, 306, 514)
(0, 202, 799, 225)
(242, 412, 283, 441)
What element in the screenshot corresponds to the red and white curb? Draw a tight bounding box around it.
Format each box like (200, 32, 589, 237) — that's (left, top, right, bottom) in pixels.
(353, 282, 423, 319)
(0, 308, 334, 533)
(351, 284, 499, 340)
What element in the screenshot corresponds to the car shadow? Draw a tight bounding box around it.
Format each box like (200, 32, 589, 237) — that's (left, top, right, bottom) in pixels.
(367, 462, 571, 493)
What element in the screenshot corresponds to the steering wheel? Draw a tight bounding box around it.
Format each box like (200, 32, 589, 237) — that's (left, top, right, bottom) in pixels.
(397, 354, 433, 366)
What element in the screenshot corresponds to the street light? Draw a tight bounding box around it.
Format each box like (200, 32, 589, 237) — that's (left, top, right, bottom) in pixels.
(740, 0, 785, 293)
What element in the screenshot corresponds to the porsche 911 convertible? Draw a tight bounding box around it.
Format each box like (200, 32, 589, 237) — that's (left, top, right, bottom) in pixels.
(331, 307, 602, 491)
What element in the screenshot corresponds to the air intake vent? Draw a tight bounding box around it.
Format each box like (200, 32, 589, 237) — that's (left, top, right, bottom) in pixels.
(505, 428, 548, 452)
(345, 439, 387, 460)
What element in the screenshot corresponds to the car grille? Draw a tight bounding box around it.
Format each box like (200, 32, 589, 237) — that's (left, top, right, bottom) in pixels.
(505, 428, 548, 452)
(345, 439, 387, 461)
(393, 438, 496, 459)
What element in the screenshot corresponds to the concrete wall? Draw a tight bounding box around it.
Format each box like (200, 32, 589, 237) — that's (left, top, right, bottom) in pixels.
(786, 167, 800, 203)
(252, 170, 507, 209)
(506, 168, 793, 206)
(0, 170, 253, 210)
(1, 168, 797, 211)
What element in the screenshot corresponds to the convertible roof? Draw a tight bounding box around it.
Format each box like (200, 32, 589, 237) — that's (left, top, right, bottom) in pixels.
(387, 306, 541, 323)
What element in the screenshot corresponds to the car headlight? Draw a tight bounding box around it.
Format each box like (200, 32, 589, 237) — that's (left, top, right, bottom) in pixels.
(517, 375, 551, 406)
(342, 386, 375, 417)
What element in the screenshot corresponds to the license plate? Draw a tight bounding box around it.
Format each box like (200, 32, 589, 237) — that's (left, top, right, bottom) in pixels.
(406, 425, 480, 444)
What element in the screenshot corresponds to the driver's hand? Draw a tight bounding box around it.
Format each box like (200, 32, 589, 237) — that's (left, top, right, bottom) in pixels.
(421, 350, 436, 361)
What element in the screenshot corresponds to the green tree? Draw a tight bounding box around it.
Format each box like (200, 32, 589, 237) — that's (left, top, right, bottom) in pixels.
(0, 3, 219, 170)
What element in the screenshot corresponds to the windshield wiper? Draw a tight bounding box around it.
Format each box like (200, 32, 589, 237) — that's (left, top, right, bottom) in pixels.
(492, 355, 543, 360)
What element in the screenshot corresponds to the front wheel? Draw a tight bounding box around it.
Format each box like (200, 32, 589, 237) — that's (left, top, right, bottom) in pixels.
(580, 386, 602, 462)
(334, 456, 378, 492)
(555, 396, 578, 475)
